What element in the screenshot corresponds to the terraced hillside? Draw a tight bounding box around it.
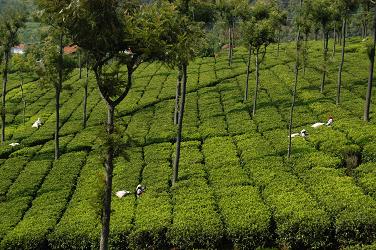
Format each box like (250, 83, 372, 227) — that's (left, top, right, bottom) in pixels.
(1, 38, 376, 249)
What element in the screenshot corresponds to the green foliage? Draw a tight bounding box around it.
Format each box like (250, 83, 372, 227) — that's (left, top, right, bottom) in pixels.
(310, 0, 334, 29)
(362, 142, 376, 163)
(218, 186, 271, 249)
(128, 192, 171, 250)
(0, 0, 28, 53)
(6, 160, 51, 200)
(240, 0, 281, 49)
(168, 179, 224, 249)
(35, 35, 75, 90)
(0, 157, 28, 199)
(302, 167, 376, 245)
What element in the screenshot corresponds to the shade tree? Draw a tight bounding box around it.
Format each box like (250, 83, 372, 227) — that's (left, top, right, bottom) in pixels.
(0, 0, 27, 144)
(241, 0, 281, 115)
(334, 0, 359, 105)
(364, 2, 376, 122)
(311, 0, 334, 93)
(35, 0, 72, 159)
(11, 52, 35, 125)
(216, 0, 249, 66)
(287, 0, 304, 158)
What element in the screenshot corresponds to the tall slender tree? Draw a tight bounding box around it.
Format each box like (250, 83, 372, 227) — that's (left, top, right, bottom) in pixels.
(216, 0, 249, 66)
(35, 0, 71, 159)
(311, 0, 333, 93)
(288, 0, 303, 158)
(241, 0, 280, 115)
(171, 23, 203, 184)
(12, 53, 34, 125)
(364, 3, 376, 122)
(0, 0, 27, 144)
(335, 0, 358, 105)
(83, 54, 89, 128)
(35, 35, 74, 149)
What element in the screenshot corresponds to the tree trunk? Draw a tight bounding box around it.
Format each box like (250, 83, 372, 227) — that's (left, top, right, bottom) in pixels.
(320, 30, 328, 93)
(174, 66, 183, 125)
(100, 104, 115, 250)
(303, 34, 308, 75)
(83, 63, 89, 128)
(20, 78, 26, 125)
(252, 48, 260, 117)
(228, 27, 232, 66)
(173, 63, 187, 185)
(333, 27, 336, 56)
(337, 18, 346, 106)
(55, 32, 64, 160)
(277, 30, 281, 57)
(244, 45, 252, 102)
(230, 21, 235, 65)
(1, 50, 9, 144)
(364, 7, 376, 122)
(288, 0, 303, 158)
(79, 51, 82, 79)
(55, 87, 60, 160)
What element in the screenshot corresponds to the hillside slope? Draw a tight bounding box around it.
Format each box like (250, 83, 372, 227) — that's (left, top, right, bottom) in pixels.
(0, 38, 376, 249)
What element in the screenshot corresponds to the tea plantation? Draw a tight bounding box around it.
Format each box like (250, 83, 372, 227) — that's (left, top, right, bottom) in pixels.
(1, 38, 376, 249)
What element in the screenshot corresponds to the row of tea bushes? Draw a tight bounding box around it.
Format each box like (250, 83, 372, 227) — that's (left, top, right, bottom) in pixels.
(203, 137, 272, 249)
(1, 152, 87, 249)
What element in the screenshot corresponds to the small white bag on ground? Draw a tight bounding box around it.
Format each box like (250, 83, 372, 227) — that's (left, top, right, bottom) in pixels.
(311, 122, 324, 128)
(116, 190, 131, 198)
(290, 133, 300, 138)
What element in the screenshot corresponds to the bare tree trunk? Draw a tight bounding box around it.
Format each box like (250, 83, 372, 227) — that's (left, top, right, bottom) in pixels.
(100, 104, 115, 250)
(320, 30, 328, 93)
(303, 34, 308, 75)
(252, 48, 260, 117)
(288, 0, 303, 158)
(174, 66, 183, 125)
(55, 87, 60, 160)
(173, 63, 187, 185)
(228, 27, 232, 66)
(277, 30, 281, 56)
(1, 51, 9, 144)
(364, 7, 376, 122)
(83, 62, 89, 128)
(337, 18, 346, 105)
(55, 32, 64, 160)
(79, 51, 82, 79)
(333, 27, 336, 56)
(244, 45, 252, 102)
(20, 78, 26, 125)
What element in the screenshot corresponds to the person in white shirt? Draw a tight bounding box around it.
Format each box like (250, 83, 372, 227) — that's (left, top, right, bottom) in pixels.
(326, 116, 333, 126)
(136, 184, 145, 197)
(32, 118, 43, 129)
(300, 129, 308, 138)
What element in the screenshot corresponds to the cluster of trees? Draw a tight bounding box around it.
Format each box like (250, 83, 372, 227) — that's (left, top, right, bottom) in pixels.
(1, 0, 376, 249)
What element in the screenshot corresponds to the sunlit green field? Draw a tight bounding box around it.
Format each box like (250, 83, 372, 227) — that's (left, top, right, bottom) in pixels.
(1, 37, 376, 249)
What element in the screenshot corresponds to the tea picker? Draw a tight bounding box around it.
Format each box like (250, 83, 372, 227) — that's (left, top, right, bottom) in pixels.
(136, 184, 145, 197)
(311, 116, 334, 128)
(289, 129, 308, 138)
(32, 118, 43, 129)
(115, 184, 145, 199)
